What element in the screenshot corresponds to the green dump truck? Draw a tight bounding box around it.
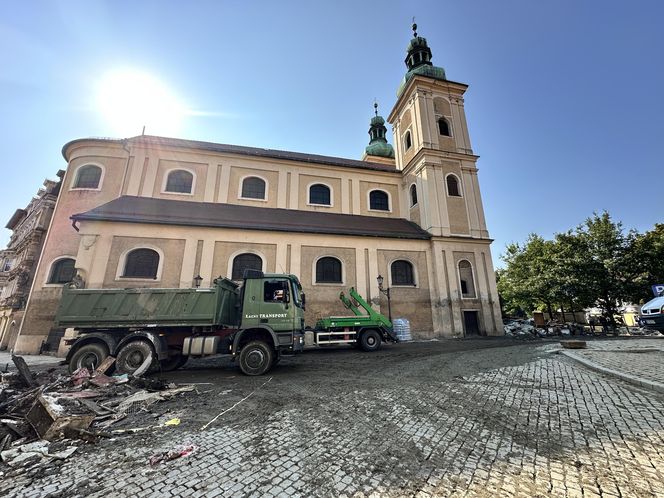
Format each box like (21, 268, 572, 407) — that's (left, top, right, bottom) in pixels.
(57, 271, 397, 376)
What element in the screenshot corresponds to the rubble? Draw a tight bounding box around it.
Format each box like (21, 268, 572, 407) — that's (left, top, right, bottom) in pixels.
(0, 354, 196, 471)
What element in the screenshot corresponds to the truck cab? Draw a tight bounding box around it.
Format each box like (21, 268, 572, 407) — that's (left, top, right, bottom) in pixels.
(232, 272, 305, 374)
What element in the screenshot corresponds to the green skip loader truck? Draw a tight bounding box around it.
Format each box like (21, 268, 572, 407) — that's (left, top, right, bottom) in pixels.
(56, 271, 397, 376)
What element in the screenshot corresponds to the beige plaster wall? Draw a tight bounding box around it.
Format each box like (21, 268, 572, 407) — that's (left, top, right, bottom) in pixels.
(300, 245, 356, 325)
(228, 166, 279, 208)
(102, 236, 186, 288)
(297, 174, 342, 213)
(359, 181, 400, 217)
(377, 249, 434, 335)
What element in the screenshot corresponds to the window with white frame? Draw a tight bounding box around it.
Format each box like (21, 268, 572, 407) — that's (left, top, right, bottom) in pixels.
(446, 175, 461, 197)
(73, 165, 102, 189)
(241, 177, 266, 200)
(48, 258, 76, 284)
(309, 184, 331, 206)
(369, 190, 390, 211)
(391, 260, 415, 286)
(165, 170, 193, 194)
(315, 257, 342, 284)
(122, 249, 159, 279)
(232, 253, 263, 280)
(458, 260, 476, 298)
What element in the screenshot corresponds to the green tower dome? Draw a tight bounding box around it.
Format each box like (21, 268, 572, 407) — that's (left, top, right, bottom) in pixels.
(397, 23, 447, 97)
(365, 103, 395, 159)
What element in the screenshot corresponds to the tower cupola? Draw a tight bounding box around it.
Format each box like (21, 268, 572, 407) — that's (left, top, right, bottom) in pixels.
(397, 23, 447, 97)
(364, 102, 395, 159)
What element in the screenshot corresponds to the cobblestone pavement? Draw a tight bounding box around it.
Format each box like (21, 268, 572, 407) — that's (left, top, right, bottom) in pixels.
(563, 338, 664, 387)
(3, 341, 664, 497)
(0, 351, 61, 369)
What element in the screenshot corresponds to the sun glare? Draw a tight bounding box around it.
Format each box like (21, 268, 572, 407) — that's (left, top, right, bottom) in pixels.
(96, 69, 185, 137)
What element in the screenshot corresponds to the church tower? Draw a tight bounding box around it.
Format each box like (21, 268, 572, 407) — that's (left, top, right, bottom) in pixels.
(388, 23, 502, 336)
(362, 102, 396, 166)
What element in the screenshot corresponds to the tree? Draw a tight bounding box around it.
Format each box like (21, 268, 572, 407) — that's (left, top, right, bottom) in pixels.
(624, 223, 664, 303)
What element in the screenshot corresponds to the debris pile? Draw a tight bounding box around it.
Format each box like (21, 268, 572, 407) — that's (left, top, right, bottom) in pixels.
(503, 319, 585, 339)
(1, 355, 194, 470)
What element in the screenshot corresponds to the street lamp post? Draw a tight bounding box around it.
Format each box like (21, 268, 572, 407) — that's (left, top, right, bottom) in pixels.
(193, 274, 203, 288)
(376, 275, 392, 323)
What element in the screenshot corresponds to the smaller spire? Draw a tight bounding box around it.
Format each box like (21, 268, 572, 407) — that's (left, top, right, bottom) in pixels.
(365, 102, 395, 159)
(412, 17, 417, 37)
(374, 99, 378, 117)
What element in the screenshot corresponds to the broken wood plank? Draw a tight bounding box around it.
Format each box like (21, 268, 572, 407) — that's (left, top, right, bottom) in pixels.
(11, 355, 38, 388)
(94, 356, 116, 376)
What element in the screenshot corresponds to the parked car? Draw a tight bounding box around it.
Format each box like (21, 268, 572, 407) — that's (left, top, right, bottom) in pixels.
(640, 296, 664, 331)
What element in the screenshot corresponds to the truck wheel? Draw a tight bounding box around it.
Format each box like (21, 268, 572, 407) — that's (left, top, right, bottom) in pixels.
(116, 340, 155, 375)
(238, 341, 274, 376)
(69, 343, 109, 374)
(359, 329, 381, 352)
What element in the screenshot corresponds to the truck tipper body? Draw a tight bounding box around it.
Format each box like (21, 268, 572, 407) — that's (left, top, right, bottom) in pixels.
(57, 272, 397, 376)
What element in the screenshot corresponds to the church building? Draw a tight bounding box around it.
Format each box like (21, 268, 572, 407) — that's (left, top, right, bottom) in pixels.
(13, 25, 503, 354)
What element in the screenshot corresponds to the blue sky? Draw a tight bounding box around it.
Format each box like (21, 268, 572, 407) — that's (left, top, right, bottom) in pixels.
(1, 0, 662, 265)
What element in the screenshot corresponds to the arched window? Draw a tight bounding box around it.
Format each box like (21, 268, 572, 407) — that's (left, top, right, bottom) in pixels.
(165, 170, 193, 194)
(315, 257, 342, 284)
(241, 177, 266, 200)
(309, 184, 331, 205)
(232, 253, 263, 280)
(404, 131, 412, 150)
(369, 190, 390, 211)
(123, 249, 159, 279)
(438, 118, 451, 136)
(48, 258, 76, 284)
(446, 175, 461, 197)
(458, 260, 476, 298)
(73, 165, 102, 189)
(410, 184, 418, 207)
(391, 260, 415, 286)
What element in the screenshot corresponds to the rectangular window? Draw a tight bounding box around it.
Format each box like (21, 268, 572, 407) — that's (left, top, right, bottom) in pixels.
(264, 280, 289, 303)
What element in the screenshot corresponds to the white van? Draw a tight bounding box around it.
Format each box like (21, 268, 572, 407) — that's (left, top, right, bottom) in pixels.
(640, 296, 664, 331)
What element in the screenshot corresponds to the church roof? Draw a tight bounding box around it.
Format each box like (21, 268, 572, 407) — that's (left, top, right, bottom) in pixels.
(72, 196, 432, 240)
(63, 135, 399, 174)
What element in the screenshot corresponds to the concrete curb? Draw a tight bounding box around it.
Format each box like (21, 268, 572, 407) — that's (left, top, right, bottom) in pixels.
(560, 350, 664, 394)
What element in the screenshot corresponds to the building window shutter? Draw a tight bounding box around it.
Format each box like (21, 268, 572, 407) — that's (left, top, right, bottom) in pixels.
(309, 184, 331, 205)
(165, 170, 193, 193)
(48, 258, 76, 284)
(241, 177, 266, 199)
(123, 249, 159, 279)
(74, 165, 102, 189)
(391, 260, 415, 286)
(232, 253, 262, 280)
(315, 257, 342, 283)
(446, 175, 461, 197)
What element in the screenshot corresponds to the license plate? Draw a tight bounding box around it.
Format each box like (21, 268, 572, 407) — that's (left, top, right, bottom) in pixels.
(645, 319, 656, 324)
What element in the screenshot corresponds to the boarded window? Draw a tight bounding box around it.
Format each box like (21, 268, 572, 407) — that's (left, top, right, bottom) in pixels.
(315, 257, 342, 283)
(309, 184, 331, 205)
(438, 118, 451, 136)
(369, 190, 389, 211)
(232, 253, 262, 280)
(458, 260, 476, 298)
(241, 177, 266, 199)
(447, 175, 461, 197)
(410, 184, 418, 206)
(123, 249, 159, 279)
(48, 258, 76, 284)
(391, 260, 415, 286)
(74, 165, 102, 189)
(165, 170, 193, 193)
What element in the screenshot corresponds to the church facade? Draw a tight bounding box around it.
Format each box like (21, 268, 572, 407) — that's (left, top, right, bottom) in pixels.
(14, 26, 503, 354)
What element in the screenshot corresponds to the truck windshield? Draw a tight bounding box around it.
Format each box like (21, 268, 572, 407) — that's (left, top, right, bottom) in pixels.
(290, 279, 303, 307)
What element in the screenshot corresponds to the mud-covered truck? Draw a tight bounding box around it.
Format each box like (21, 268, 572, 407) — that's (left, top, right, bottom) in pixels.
(57, 271, 397, 376)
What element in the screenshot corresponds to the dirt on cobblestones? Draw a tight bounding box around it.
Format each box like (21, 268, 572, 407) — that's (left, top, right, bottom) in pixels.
(4, 337, 664, 497)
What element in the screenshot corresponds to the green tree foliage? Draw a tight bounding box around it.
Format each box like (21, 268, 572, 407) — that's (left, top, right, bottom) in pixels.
(498, 212, 661, 320)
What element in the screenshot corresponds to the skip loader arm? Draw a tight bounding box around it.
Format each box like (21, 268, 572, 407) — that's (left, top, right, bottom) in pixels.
(348, 287, 393, 330)
(339, 291, 363, 316)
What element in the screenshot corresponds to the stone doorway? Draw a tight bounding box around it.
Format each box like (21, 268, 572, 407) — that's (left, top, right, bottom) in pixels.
(463, 310, 480, 336)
